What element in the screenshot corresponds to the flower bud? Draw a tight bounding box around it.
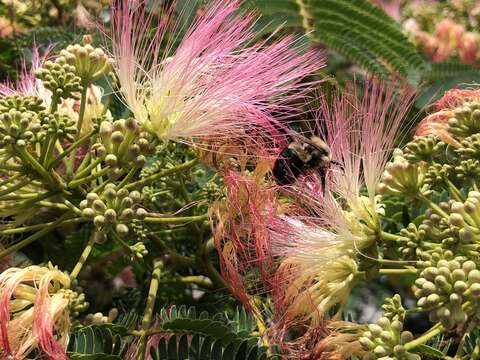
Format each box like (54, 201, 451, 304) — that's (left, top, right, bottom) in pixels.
(115, 223, 129, 236)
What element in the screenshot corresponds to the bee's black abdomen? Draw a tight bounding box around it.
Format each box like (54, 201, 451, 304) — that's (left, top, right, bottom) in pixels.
(273, 148, 305, 185)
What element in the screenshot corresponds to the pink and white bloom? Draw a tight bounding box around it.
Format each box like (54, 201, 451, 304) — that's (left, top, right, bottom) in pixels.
(0, 265, 71, 360)
(111, 0, 323, 143)
(267, 79, 415, 321)
(0, 46, 52, 105)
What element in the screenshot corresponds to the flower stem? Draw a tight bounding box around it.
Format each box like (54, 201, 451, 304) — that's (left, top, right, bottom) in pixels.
(125, 158, 198, 190)
(446, 179, 464, 202)
(116, 166, 138, 189)
(0, 212, 74, 259)
(71, 157, 103, 180)
(70, 231, 98, 281)
(417, 194, 449, 218)
(380, 231, 404, 242)
(68, 166, 110, 188)
(378, 268, 417, 276)
(403, 323, 444, 351)
(15, 146, 56, 187)
(0, 178, 30, 197)
(144, 213, 209, 224)
(50, 93, 60, 113)
(137, 260, 163, 360)
(0, 218, 85, 235)
(76, 86, 89, 136)
(48, 130, 95, 169)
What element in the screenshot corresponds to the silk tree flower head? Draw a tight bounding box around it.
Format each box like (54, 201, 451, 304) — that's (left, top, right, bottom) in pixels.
(212, 168, 281, 313)
(0, 46, 51, 105)
(0, 265, 73, 360)
(415, 88, 480, 147)
(111, 0, 322, 145)
(268, 79, 415, 322)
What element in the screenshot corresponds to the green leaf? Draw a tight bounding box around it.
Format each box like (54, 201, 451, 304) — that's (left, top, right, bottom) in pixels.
(309, 0, 428, 77)
(67, 324, 128, 357)
(412, 344, 447, 358)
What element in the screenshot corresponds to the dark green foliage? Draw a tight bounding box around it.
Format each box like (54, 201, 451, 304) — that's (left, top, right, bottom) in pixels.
(67, 324, 129, 359)
(462, 327, 480, 356)
(243, 0, 303, 35)
(309, 0, 428, 78)
(159, 305, 254, 344)
(149, 334, 279, 360)
(426, 61, 480, 81)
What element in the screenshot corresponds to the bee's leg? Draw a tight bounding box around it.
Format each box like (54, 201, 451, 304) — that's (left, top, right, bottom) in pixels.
(318, 167, 327, 194)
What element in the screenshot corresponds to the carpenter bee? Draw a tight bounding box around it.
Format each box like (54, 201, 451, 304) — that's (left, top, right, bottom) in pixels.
(273, 135, 340, 190)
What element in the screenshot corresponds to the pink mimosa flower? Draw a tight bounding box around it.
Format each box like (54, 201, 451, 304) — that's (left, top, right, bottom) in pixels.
(0, 46, 52, 104)
(111, 0, 323, 144)
(213, 170, 280, 310)
(0, 265, 71, 360)
(434, 88, 480, 110)
(267, 79, 415, 322)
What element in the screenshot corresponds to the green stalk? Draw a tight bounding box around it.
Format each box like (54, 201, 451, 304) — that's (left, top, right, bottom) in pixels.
(68, 166, 110, 188)
(295, 0, 314, 36)
(416, 194, 449, 218)
(41, 133, 58, 167)
(0, 191, 55, 209)
(446, 179, 464, 202)
(0, 178, 30, 197)
(15, 146, 56, 187)
(137, 260, 163, 360)
(404, 323, 444, 351)
(0, 212, 74, 259)
(70, 232, 98, 281)
(0, 163, 23, 172)
(72, 157, 103, 180)
(378, 268, 417, 276)
(50, 93, 60, 113)
(380, 231, 404, 242)
(125, 158, 198, 190)
(0, 173, 22, 187)
(144, 213, 209, 224)
(76, 86, 89, 136)
(48, 130, 95, 169)
(116, 166, 138, 189)
(0, 218, 85, 235)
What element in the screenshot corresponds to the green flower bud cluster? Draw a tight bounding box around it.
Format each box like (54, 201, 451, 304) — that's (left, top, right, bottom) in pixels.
(130, 242, 148, 260)
(59, 288, 89, 318)
(0, 108, 43, 147)
(0, 95, 45, 113)
(419, 196, 480, 252)
(448, 102, 480, 138)
(140, 141, 196, 178)
(398, 223, 425, 260)
(424, 163, 453, 189)
(360, 295, 420, 360)
(92, 119, 154, 177)
(457, 134, 480, 160)
(455, 159, 480, 183)
(35, 57, 83, 99)
(79, 184, 147, 237)
(60, 37, 114, 83)
(404, 135, 445, 163)
(377, 150, 429, 198)
(414, 250, 480, 329)
(41, 112, 77, 142)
